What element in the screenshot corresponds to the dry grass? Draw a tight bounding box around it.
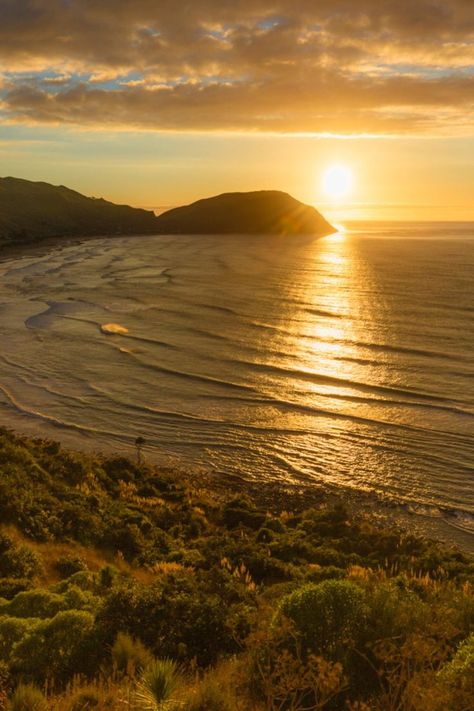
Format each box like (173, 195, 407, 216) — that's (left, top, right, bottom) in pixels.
(0, 524, 158, 586)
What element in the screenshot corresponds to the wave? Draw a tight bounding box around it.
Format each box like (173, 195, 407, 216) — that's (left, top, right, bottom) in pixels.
(218, 355, 470, 406)
(0, 382, 122, 441)
(110, 346, 263, 395)
(406, 502, 474, 535)
(196, 303, 241, 316)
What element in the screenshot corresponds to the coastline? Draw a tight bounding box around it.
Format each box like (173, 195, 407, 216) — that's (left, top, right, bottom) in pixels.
(1, 413, 472, 557)
(0, 232, 159, 263)
(183, 467, 474, 558)
(1, 230, 472, 558)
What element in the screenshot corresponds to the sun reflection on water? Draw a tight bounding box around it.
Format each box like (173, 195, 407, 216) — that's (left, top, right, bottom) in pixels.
(291, 232, 378, 414)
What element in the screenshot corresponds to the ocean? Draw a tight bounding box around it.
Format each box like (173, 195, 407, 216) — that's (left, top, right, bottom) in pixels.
(0, 222, 473, 548)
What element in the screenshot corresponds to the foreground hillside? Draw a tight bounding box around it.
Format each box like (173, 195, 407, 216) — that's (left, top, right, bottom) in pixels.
(0, 427, 472, 710)
(0, 177, 159, 249)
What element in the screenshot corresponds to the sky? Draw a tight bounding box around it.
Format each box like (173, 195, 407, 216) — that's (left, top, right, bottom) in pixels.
(0, 0, 473, 221)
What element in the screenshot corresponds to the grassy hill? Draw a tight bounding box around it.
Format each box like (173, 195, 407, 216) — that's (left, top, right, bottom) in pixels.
(0, 427, 472, 709)
(0, 177, 159, 249)
(155, 190, 335, 235)
(0, 180, 335, 253)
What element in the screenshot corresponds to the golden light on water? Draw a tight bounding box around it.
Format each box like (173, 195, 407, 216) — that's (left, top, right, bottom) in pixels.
(322, 164, 353, 201)
(328, 224, 347, 239)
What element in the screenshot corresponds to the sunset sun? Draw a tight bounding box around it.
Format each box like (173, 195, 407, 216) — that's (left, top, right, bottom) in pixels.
(322, 164, 353, 200)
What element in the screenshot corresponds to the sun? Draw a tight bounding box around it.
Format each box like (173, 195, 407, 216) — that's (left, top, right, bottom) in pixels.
(322, 164, 353, 200)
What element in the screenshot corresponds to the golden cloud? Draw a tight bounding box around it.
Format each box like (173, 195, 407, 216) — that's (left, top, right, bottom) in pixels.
(1, 0, 473, 135)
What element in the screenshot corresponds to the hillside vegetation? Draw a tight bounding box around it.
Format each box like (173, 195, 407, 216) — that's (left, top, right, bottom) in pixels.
(0, 179, 335, 251)
(0, 177, 159, 249)
(155, 190, 335, 235)
(0, 427, 472, 710)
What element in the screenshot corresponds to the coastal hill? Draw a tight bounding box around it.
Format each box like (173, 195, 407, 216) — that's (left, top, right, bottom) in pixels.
(0, 177, 335, 250)
(155, 190, 335, 236)
(0, 177, 159, 249)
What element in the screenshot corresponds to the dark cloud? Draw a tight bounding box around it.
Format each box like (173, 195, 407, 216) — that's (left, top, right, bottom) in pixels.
(0, 0, 472, 134)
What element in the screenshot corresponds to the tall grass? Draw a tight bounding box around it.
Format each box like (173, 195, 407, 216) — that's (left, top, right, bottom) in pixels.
(8, 683, 48, 711)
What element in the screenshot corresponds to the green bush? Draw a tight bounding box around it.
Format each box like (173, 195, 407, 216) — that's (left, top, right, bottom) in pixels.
(54, 571, 97, 594)
(2, 590, 67, 619)
(0, 579, 32, 601)
(262, 517, 286, 534)
(222, 499, 266, 530)
(0, 536, 41, 580)
(305, 565, 346, 583)
(10, 610, 95, 682)
(97, 579, 239, 666)
(277, 579, 366, 658)
(362, 580, 429, 643)
(62, 586, 99, 614)
(440, 634, 474, 692)
(0, 617, 39, 661)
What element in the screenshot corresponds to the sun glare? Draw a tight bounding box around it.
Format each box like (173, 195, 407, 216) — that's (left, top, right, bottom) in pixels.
(322, 164, 353, 200)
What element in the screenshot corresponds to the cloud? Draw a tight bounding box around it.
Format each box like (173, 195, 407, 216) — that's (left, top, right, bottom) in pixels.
(0, 0, 473, 135)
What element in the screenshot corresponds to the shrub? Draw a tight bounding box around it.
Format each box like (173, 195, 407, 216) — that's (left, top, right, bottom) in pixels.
(111, 632, 152, 675)
(183, 674, 234, 711)
(305, 565, 346, 583)
(134, 659, 182, 710)
(277, 579, 366, 658)
(97, 580, 239, 666)
(362, 580, 429, 644)
(61, 585, 98, 613)
(0, 579, 31, 600)
(2, 590, 67, 619)
(299, 504, 349, 537)
(262, 517, 286, 534)
(310, 546, 349, 567)
(439, 634, 474, 692)
(0, 659, 11, 697)
(54, 571, 97, 594)
(0, 537, 41, 580)
(8, 683, 48, 711)
(10, 610, 95, 682)
(252, 646, 347, 711)
(0, 617, 39, 661)
(55, 555, 88, 579)
(98, 566, 119, 590)
(222, 499, 266, 530)
(68, 689, 100, 710)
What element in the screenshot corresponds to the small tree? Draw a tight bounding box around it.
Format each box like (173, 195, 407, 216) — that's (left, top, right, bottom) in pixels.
(135, 437, 146, 465)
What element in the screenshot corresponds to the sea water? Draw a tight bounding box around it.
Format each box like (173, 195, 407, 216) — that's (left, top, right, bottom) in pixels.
(0, 223, 473, 547)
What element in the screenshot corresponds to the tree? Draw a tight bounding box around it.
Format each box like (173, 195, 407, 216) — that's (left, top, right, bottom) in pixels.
(135, 437, 146, 465)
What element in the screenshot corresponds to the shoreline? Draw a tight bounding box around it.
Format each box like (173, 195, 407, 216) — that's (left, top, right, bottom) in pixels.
(1, 414, 472, 557)
(198, 468, 474, 557)
(0, 232, 159, 264)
